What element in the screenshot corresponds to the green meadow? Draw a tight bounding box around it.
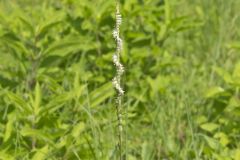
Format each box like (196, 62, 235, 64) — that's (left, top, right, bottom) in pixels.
(0, 0, 240, 159)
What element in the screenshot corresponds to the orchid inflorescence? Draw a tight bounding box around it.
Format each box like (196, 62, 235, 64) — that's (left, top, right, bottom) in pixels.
(112, 1, 125, 159)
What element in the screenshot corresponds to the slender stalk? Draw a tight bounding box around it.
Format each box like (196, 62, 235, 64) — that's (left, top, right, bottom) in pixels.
(27, 33, 39, 150)
(112, 0, 124, 159)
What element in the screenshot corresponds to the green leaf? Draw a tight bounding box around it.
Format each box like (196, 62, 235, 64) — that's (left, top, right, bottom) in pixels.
(227, 41, 240, 50)
(200, 123, 219, 133)
(71, 122, 85, 138)
(141, 141, 153, 160)
(227, 96, 240, 115)
(38, 75, 64, 93)
(214, 132, 230, 146)
(36, 21, 62, 39)
(196, 116, 208, 124)
(42, 36, 97, 57)
(147, 75, 172, 96)
(43, 40, 79, 56)
(235, 149, 240, 160)
(204, 135, 220, 150)
(164, 0, 171, 25)
(87, 82, 114, 108)
(32, 145, 49, 160)
(95, 1, 113, 22)
(205, 86, 225, 98)
(40, 93, 70, 116)
(7, 92, 32, 114)
(0, 151, 14, 160)
(214, 67, 233, 84)
(0, 33, 30, 57)
(127, 155, 137, 160)
(18, 16, 34, 35)
(3, 112, 15, 142)
(72, 72, 86, 99)
(21, 127, 53, 144)
(233, 62, 240, 79)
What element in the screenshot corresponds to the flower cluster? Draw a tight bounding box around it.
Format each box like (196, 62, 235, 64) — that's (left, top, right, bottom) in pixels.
(113, 54, 124, 75)
(112, 11, 124, 96)
(112, 77, 124, 95)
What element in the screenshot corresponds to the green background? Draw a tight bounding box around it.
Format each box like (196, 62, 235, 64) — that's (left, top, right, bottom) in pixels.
(0, 0, 240, 159)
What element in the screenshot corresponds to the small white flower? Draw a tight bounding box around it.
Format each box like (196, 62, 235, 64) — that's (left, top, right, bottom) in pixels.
(112, 77, 118, 86)
(113, 54, 118, 64)
(116, 13, 122, 25)
(118, 64, 124, 74)
(112, 29, 118, 39)
(112, 77, 124, 95)
(119, 88, 124, 95)
(117, 38, 123, 51)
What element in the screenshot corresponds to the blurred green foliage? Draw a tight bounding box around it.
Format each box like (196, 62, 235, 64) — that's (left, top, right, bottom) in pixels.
(0, 0, 240, 159)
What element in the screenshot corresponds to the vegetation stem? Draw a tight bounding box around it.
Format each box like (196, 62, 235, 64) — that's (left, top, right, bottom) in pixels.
(113, 0, 124, 159)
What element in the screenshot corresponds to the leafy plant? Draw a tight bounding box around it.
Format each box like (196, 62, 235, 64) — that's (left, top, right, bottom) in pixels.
(202, 64, 240, 159)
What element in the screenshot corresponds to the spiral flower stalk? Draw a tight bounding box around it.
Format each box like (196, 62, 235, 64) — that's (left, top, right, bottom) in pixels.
(112, 0, 124, 159)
